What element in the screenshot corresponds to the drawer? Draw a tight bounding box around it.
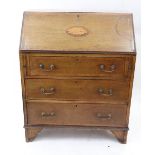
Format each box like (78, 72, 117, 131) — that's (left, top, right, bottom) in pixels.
(25, 79, 129, 103)
(27, 56, 127, 78)
(27, 102, 127, 127)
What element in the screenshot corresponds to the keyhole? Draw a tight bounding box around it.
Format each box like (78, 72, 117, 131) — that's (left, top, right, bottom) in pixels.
(74, 104, 78, 108)
(77, 14, 80, 19)
(75, 58, 79, 61)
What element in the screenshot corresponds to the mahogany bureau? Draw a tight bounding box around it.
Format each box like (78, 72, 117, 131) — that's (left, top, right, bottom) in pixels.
(19, 12, 136, 143)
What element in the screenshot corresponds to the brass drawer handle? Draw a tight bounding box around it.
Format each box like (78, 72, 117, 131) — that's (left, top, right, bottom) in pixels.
(40, 87, 55, 95)
(98, 88, 113, 96)
(41, 112, 56, 117)
(96, 113, 112, 119)
(39, 64, 55, 71)
(99, 64, 116, 72)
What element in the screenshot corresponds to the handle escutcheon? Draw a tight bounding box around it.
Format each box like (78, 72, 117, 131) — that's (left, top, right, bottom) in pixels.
(40, 87, 55, 95)
(98, 88, 113, 96)
(96, 113, 112, 119)
(99, 64, 116, 73)
(39, 64, 55, 71)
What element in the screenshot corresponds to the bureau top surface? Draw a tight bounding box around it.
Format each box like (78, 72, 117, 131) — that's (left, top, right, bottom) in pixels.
(20, 12, 136, 54)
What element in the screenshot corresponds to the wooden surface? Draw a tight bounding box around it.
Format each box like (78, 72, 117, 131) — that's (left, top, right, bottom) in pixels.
(20, 12, 135, 53)
(27, 102, 127, 127)
(25, 127, 42, 142)
(25, 79, 129, 103)
(19, 12, 136, 143)
(28, 56, 126, 77)
(111, 130, 128, 144)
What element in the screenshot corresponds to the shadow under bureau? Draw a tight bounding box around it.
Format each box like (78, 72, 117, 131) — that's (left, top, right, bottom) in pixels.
(19, 12, 136, 143)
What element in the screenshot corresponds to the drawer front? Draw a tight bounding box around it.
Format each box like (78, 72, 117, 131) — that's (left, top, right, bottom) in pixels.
(25, 79, 129, 103)
(28, 56, 126, 78)
(27, 102, 127, 127)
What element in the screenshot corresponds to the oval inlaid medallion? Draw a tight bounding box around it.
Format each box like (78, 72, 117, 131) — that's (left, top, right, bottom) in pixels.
(66, 26, 89, 37)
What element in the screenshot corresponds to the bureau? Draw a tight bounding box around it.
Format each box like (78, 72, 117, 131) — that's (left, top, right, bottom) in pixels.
(19, 12, 136, 143)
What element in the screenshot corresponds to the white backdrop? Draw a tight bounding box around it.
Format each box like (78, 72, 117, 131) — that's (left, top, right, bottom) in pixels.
(0, 1, 141, 155)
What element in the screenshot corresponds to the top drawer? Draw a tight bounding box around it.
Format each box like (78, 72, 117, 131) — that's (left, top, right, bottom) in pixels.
(27, 56, 129, 78)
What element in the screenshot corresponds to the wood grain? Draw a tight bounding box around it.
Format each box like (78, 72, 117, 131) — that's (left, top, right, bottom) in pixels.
(25, 127, 42, 142)
(25, 79, 130, 103)
(20, 12, 135, 53)
(28, 56, 126, 78)
(111, 130, 128, 144)
(27, 102, 128, 127)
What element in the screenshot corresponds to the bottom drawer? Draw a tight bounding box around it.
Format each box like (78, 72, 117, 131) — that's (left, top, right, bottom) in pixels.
(27, 102, 127, 127)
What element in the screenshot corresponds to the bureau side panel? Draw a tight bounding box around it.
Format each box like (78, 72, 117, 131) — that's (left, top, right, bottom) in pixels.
(125, 55, 136, 125)
(20, 53, 28, 125)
